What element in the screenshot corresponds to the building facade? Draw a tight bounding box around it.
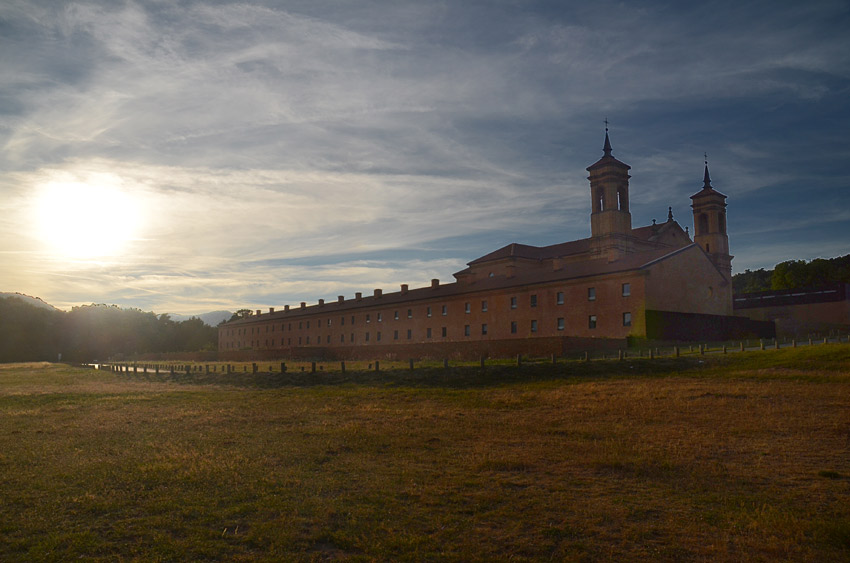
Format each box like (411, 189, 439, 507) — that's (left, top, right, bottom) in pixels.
(219, 133, 769, 360)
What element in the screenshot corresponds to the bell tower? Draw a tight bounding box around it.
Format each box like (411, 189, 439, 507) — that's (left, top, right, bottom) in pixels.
(587, 126, 633, 260)
(691, 159, 732, 279)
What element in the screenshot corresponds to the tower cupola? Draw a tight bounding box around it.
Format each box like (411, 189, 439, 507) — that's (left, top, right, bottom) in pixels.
(691, 158, 733, 279)
(587, 126, 633, 260)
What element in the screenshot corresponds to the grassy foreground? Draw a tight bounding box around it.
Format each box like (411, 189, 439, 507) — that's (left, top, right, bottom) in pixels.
(1, 347, 849, 561)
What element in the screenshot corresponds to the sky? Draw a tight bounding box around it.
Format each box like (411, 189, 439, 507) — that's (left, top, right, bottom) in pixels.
(1, 0, 849, 315)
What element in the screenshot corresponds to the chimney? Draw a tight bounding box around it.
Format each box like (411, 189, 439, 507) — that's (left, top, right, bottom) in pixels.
(269, 307, 275, 314)
(356, 292, 362, 301)
(300, 302, 306, 309)
(284, 305, 290, 312)
(401, 284, 408, 294)
(374, 288, 382, 298)
(256, 309, 261, 316)
(338, 295, 344, 303)
(431, 278, 440, 288)
(318, 299, 324, 306)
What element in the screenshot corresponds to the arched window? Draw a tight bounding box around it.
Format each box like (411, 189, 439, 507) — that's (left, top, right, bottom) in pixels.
(698, 213, 709, 235)
(617, 187, 628, 211)
(718, 212, 726, 234)
(597, 188, 605, 212)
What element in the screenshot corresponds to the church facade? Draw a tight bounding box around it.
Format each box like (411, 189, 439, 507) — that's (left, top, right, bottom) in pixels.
(218, 133, 771, 360)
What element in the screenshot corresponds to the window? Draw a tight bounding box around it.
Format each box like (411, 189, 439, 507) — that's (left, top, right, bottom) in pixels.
(365, 332, 370, 342)
(307, 321, 310, 329)
(510, 296, 517, 309)
(511, 321, 517, 334)
(407, 329, 412, 340)
(530, 295, 538, 307)
(481, 300, 488, 312)
(464, 325, 470, 336)
(394, 310, 399, 320)
(377, 313, 382, 322)
(340, 334, 345, 343)
(481, 324, 488, 335)
(464, 302, 471, 314)
(441, 305, 448, 316)
(622, 283, 630, 297)
(426, 306, 432, 318)
(557, 292, 564, 305)
(366, 314, 371, 323)
(531, 320, 538, 333)
(407, 309, 413, 319)
(589, 315, 597, 329)
(427, 328, 432, 338)
(350, 333, 354, 342)
(377, 332, 382, 341)
(327, 335, 331, 343)
(623, 312, 632, 327)
(298, 337, 302, 345)
(441, 327, 447, 337)
(557, 318, 565, 331)
(394, 330, 399, 340)
(306, 336, 310, 344)
(299, 321, 303, 329)
(588, 287, 596, 301)
(351, 316, 355, 325)
(341, 316, 345, 326)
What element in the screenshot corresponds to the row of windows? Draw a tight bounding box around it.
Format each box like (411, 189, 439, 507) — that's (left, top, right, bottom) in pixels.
(226, 285, 633, 337)
(225, 313, 633, 349)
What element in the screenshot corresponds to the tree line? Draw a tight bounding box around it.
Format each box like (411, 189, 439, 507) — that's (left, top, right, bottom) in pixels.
(732, 254, 850, 294)
(0, 299, 217, 363)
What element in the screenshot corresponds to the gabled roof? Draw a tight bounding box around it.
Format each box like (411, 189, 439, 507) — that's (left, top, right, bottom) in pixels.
(467, 238, 592, 265)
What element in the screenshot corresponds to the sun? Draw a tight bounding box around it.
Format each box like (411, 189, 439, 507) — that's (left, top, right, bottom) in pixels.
(34, 180, 141, 259)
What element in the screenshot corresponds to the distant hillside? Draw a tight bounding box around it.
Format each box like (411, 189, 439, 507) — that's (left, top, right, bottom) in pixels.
(733, 254, 850, 293)
(168, 310, 233, 327)
(0, 292, 61, 311)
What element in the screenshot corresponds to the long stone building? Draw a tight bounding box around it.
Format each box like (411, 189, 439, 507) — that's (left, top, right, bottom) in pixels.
(219, 132, 771, 360)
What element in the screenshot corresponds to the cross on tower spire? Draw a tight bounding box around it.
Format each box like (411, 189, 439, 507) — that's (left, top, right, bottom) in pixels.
(603, 117, 612, 156)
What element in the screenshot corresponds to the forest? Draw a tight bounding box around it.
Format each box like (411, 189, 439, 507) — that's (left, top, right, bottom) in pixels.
(0, 298, 217, 363)
(732, 254, 850, 294)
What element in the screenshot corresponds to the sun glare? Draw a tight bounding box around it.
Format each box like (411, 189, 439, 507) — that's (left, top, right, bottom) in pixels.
(35, 180, 142, 259)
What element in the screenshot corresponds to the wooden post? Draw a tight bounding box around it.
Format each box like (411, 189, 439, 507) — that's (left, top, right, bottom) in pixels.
(410, 358, 415, 370)
(551, 353, 556, 364)
(760, 339, 765, 350)
(584, 351, 589, 361)
(340, 361, 345, 373)
(792, 339, 797, 348)
(375, 360, 380, 372)
(824, 336, 829, 345)
(649, 348, 654, 360)
(700, 344, 705, 355)
(723, 345, 727, 354)
(740, 341, 744, 352)
(618, 349, 623, 361)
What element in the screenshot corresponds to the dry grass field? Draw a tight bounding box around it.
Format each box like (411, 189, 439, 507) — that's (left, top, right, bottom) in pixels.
(1, 346, 849, 561)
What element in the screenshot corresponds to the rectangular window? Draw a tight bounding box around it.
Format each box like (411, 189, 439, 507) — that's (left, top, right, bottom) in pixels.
(481, 324, 488, 335)
(557, 292, 564, 305)
(394, 310, 399, 320)
(427, 306, 432, 318)
(588, 287, 596, 301)
(623, 312, 632, 327)
(366, 314, 371, 323)
(511, 321, 517, 334)
(377, 313, 382, 322)
(341, 317, 345, 326)
(464, 302, 471, 314)
(327, 335, 331, 343)
(510, 296, 517, 309)
(377, 332, 382, 341)
(427, 328, 432, 338)
(481, 300, 488, 312)
(442, 305, 448, 316)
(365, 332, 370, 342)
(407, 329, 412, 340)
(351, 316, 355, 325)
(464, 325, 470, 336)
(299, 321, 303, 329)
(350, 333, 354, 342)
(340, 334, 345, 343)
(298, 337, 302, 345)
(441, 327, 447, 337)
(622, 283, 631, 297)
(306, 336, 310, 344)
(327, 319, 331, 327)
(394, 330, 399, 340)
(307, 321, 310, 329)
(530, 295, 538, 307)
(557, 318, 565, 331)
(407, 309, 413, 319)
(589, 315, 597, 329)
(531, 320, 538, 333)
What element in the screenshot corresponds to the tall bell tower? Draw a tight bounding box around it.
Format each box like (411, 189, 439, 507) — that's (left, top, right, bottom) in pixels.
(691, 159, 732, 279)
(587, 126, 633, 260)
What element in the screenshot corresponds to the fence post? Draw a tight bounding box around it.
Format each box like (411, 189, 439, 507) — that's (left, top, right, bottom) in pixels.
(516, 354, 522, 367)
(740, 341, 744, 352)
(340, 361, 345, 373)
(551, 353, 556, 364)
(410, 358, 416, 370)
(723, 345, 727, 354)
(824, 336, 829, 345)
(618, 349, 623, 361)
(792, 339, 797, 348)
(760, 339, 765, 350)
(649, 348, 654, 360)
(700, 344, 705, 355)
(375, 360, 380, 372)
